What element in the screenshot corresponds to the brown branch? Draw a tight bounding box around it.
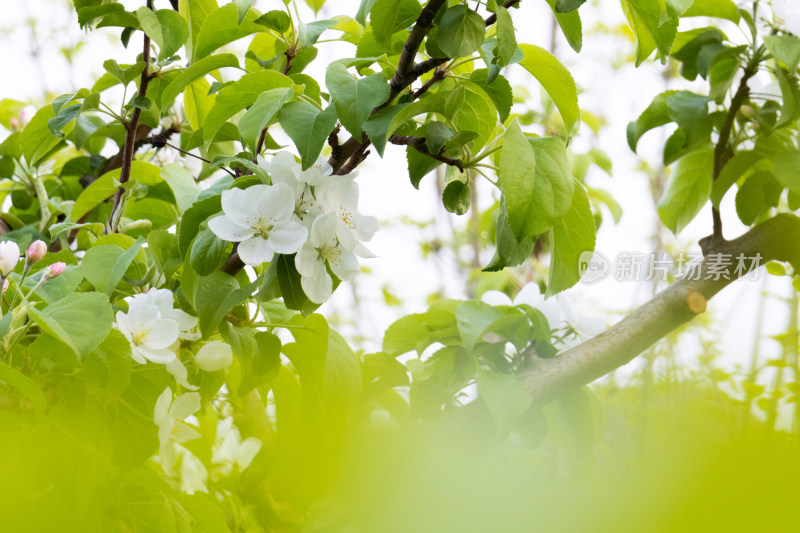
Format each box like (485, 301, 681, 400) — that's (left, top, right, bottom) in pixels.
(107, 0, 154, 234)
(389, 134, 464, 171)
(710, 62, 758, 242)
(484, 0, 522, 26)
(520, 213, 800, 407)
(412, 67, 447, 99)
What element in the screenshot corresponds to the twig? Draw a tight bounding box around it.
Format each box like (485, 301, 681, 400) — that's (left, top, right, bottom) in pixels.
(107, 0, 154, 234)
(412, 67, 447, 99)
(710, 62, 758, 244)
(484, 0, 521, 26)
(389, 134, 464, 171)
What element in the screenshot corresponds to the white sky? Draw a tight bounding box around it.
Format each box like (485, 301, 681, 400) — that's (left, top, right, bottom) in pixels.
(0, 0, 795, 377)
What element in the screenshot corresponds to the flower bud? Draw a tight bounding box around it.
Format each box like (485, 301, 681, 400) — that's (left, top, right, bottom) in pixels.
(2, 279, 8, 295)
(193, 341, 233, 372)
(9, 117, 19, 131)
(26, 240, 47, 264)
(0, 241, 20, 277)
(45, 262, 66, 280)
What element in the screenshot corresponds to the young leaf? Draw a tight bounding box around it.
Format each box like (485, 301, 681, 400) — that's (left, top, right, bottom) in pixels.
(136, 8, 190, 61)
(28, 292, 114, 360)
(325, 63, 390, 137)
(194, 2, 266, 60)
(547, 184, 595, 296)
(493, 7, 517, 66)
(278, 101, 338, 169)
(545, 0, 583, 52)
(159, 53, 239, 109)
(619, 0, 678, 66)
(519, 44, 580, 138)
(433, 5, 485, 59)
(237, 87, 294, 152)
(657, 147, 713, 234)
(370, 0, 421, 46)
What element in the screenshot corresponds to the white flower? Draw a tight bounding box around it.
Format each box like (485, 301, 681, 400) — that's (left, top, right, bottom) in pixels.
(0, 241, 20, 276)
(115, 288, 198, 364)
(265, 152, 334, 225)
(154, 387, 201, 471)
(318, 177, 379, 255)
(295, 213, 361, 303)
(178, 448, 208, 494)
(773, 0, 800, 35)
(166, 358, 199, 391)
(208, 183, 308, 266)
(194, 341, 233, 372)
(211, 418, 262, 475)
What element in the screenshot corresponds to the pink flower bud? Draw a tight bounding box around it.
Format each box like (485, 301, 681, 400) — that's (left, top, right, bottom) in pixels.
(45, 262, 66, 280)
(9, 117, 19, 131)
(26, 240, 47, 264)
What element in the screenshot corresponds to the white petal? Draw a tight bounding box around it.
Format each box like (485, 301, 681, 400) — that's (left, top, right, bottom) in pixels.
(268, 221, 308, 254)
(352, 213, 379, 242)
(221, 185, 269, 227)
(237, 236, 275, 266)
(514, 283, 544, 307)
(170, 392, 201, 420)
(258, 183, 295, 222)
(352, 241, 377, 258)
(166, 309, 198, 332)
(129, 346, 148, 364)
(295, 242, 323, 277)
(268, 151, 301, 186)
(481, 290, 513, 306)
(301, 270, 333, 304)
(330, 248, 360, 281)
(173, 422, 201, 444)
(154, 387, 173, 425)
(208, 214, 253, 242)
(166, 358, 199, 391)
(139, 346, 178, 364)
(142, 319, 180, 349)
(310, 213, 337, 247)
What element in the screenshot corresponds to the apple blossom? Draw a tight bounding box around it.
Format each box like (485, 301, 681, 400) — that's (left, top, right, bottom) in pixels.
(114, 288, 198, 364)
(208, 183, 308, 266)
(264, 152, 333, 224)
(44, 262, 66, 280)
(317, 177, 379, 255)
(295, 213, 361, 303)
(0, 241, 20, 277)
(154, 387, 201, 471)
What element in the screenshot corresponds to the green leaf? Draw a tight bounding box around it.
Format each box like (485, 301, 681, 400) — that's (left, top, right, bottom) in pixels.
(237, 87, 294, 151)
(442, 179, 471, 215)
(627, 90, 674, 152)
(278, 102, 338, 169)
(203, 70, 293, 142)
(519, 43, 580, 138)
(254, 10, 291, 32)
(20, 105, 62, 165)
(456, 300, 503, 352)
(735, 171, 782, 225)
(136, 8, 189, 60)
(326, 63, 390, 138)
(0, 361, 47, 415)
(363, 103, 410, 156)
(370, 0, 421, 46)
(180, 0, 218, 63)
(298, 19, 337, 48)
(275, 254, 325, 315)
(478, 370, 532, 437)
(765, 35, 800, 74)
(103, 59, 146, 86)
(657, 147, 713, 234)
(484, 196, 537, 272)
(776, 68, 800, 129)
(547, 183, 595, 296)
(194, 2, 266, 60)
(190, 227, 229, 276)
(160, 164, 200, 215)
(384, 87, 466, 139)
(545, 0, 583, 52)
(469, 70, 513, 123)
(493, 7, 517, 66)
(434, 5, 485, 59)
(682, 0, 740, 23)
(554, 0, 586, 12)
(710, 151, 766, 208)
(179, 194, 222, 258)
(193, 271, 259, 337)
(620, 0, 678, 66)
(501, 126, 575, 241)
(234, 0, 256, 24)
(159, 53, 239, 108)
(671, 28, 725, 80)
(774, 149, 800, 195)
(28, 292, 113, 360)
(448, 81, 497, 150)
(383, 305, 460, 356)
(80, 239, 144, 295)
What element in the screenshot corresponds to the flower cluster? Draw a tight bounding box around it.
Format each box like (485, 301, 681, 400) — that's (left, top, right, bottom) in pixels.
(209, 152, 378, 303)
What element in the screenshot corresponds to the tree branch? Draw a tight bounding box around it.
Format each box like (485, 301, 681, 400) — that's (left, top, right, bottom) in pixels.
(520, 214, 800, 407)
(107, 0, 154, 234)
(389, 134, 464, 171)
(484, 0, 522, 26)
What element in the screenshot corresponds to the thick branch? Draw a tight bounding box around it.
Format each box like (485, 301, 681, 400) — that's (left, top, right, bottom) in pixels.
(521, 214, 800, 407)
(389, 134, 463, 171)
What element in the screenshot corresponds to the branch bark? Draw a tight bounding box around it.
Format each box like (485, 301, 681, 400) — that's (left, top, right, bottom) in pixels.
(520, 214, 800, 407)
